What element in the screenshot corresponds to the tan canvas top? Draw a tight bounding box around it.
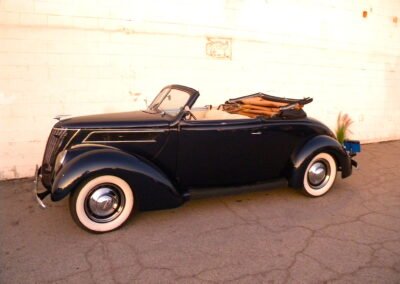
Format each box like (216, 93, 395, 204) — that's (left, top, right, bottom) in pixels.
(221, 94, 312, 118)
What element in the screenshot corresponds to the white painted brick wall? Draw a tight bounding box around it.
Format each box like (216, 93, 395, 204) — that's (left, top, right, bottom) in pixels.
(0, 0, 399, 179)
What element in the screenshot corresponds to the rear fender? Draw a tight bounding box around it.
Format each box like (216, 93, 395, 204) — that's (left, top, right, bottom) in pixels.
(51, 147, 183, 210)
(288, 135, 352, 188)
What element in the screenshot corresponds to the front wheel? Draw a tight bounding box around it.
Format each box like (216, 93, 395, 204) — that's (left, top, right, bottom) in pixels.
(301, 152, 337, 197)
(69, 175, 135, 233)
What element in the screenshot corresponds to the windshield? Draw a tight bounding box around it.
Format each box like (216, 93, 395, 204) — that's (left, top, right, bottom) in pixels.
(148, 87, 191, 116)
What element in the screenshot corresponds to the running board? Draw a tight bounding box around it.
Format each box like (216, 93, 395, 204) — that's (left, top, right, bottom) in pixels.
(186, 179, 287, 200)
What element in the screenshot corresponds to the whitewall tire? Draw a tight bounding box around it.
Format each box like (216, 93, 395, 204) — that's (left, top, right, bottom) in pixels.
(302, 152, 337, 197)
(70, 175, 134, 233)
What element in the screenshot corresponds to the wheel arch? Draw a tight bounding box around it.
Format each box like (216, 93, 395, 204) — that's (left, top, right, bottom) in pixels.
(287, 135, 352, 188)
(51, 147, 184, 210)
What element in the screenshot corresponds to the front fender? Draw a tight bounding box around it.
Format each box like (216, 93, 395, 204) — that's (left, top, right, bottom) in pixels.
(288, 135, 352, 188)
(51, 148, 184, 210)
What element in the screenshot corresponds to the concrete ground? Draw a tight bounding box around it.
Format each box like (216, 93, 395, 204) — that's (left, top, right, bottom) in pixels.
(1, 141, 400, 284)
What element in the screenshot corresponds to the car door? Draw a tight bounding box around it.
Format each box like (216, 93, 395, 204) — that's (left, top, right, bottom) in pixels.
(176, 118, 286, 189)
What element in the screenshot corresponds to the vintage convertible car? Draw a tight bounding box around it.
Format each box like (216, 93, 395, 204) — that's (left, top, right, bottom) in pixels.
(34, 84, 359, 233)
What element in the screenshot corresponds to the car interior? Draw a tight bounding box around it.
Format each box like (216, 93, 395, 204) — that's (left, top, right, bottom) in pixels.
(188, 106, 250, 120)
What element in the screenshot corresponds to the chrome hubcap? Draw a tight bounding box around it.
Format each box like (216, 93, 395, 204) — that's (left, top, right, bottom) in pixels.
(85, 184, 125, 223)
(308, 160, 330, 189)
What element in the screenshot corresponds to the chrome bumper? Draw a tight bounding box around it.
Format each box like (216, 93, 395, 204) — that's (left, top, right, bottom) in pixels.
(33, 165, 49, 209)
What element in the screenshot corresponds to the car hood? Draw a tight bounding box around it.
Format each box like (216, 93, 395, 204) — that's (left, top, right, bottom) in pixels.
(55, 110, 172, 129)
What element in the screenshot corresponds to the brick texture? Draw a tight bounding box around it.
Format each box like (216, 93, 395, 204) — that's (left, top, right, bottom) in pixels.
(0, 0, 399, 179)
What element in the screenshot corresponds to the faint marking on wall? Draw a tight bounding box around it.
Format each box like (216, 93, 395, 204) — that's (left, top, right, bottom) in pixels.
(0, 90, 15, 104)
(206, 37, 232, 60)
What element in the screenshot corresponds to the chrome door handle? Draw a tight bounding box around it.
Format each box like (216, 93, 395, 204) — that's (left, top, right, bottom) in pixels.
(251, 131, 262, 135)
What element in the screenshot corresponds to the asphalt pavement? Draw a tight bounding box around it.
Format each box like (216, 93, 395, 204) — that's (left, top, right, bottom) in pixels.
(1, 141, 400, 283)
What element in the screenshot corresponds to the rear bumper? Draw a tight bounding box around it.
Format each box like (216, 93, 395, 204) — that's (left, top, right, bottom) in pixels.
(344, 140, 360, 172)
(33, 165, 50, 209)
(351, 159, 358, 169)
(341, 152, 359, 179)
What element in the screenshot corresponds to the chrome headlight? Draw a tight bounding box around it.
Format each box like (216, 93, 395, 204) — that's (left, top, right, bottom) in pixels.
(54, 150, 67, 172)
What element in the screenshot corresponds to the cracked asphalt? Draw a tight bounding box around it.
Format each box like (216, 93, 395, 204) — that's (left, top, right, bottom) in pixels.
(1, 141, 400, 283)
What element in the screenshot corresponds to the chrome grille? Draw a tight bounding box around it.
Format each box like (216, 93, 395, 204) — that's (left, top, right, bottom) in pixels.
(42, 128, 67, 171)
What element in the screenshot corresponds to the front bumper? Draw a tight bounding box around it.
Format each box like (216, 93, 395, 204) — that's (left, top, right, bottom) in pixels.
(33, 165, 50, 209)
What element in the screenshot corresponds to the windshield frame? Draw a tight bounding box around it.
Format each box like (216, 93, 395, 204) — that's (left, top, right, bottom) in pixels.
(148, 85, 199, 117)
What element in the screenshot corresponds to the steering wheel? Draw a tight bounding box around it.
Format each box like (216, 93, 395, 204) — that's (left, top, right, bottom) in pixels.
(185, 110, 197, 120)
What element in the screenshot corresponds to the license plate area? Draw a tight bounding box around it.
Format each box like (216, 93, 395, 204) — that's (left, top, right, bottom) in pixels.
(344, 140, 361, 154)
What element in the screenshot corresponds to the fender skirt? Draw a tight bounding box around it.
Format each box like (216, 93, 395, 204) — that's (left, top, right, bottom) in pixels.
(51, 149, 183, 210)
(288, 135, 352, 188)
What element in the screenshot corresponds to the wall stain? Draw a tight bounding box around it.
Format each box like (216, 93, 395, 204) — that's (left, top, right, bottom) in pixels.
(11, 166, 19, 179)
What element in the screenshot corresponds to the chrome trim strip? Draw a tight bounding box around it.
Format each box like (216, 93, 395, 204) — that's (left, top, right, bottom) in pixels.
(82, 130, 162, 144)
(54, 128, 167, 132)
(71, 143, 118, 150)
(53, 127, 69, 131)
(63, 129, 80, 150)
(83, 140, 156, 144)
(84, 129, 166, 132)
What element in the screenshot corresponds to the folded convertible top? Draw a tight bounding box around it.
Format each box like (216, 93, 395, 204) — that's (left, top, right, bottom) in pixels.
(221, 93, 313, 119)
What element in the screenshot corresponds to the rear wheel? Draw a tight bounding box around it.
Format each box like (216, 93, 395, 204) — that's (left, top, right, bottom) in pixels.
(70, 175, 134, 233)
(301, 152, 337, 197)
